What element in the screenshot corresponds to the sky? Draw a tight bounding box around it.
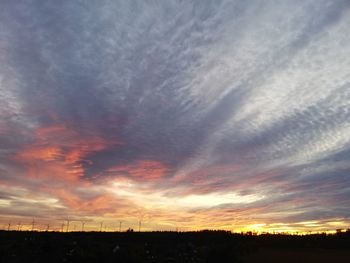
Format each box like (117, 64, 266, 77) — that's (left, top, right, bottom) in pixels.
(0, 0, 350, 233)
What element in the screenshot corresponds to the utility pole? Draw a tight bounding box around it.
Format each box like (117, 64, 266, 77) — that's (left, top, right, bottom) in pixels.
(100, 222, 103, 232)
(46, 224, 50, 231)
(119, 221, 122, 232)
(7, 222, 11, 231)
(61, 222, 65, 232)
(66, 219, 70, 232)
(81, 221, 85, 232)
(31, 218, 35, 231)
(17, 222, 21, 231)
(139, 220, 141, 232)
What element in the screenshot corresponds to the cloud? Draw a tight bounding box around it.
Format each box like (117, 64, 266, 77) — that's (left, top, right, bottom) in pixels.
(0, 0, 350, 231)
(107, 160, 169, 181)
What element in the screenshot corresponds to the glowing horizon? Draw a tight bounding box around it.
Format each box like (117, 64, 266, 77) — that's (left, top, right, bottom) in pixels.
(1, 1, 350, 233)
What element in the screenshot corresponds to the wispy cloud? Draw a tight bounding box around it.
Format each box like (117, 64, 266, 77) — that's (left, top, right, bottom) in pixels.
(0, 0, 350, 231)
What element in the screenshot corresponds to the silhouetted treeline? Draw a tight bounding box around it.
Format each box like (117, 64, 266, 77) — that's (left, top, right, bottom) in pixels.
(0, 230, 349, 263)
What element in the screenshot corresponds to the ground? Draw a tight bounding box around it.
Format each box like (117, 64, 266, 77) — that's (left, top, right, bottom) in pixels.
(0, 230, 349, 262)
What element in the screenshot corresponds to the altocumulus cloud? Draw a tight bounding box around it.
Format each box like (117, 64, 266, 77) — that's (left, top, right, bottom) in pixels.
(0, 0, 350, 232)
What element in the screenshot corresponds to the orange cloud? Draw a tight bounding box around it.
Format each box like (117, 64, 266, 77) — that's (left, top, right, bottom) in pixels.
(45, 187, 130, 216)
(107, 160, 168, 181)
(14, 124, 121, 181)
(15, 146, 63, 161)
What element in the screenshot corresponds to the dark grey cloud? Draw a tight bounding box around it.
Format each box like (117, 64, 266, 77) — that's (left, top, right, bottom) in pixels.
(0, 0, 350, 227)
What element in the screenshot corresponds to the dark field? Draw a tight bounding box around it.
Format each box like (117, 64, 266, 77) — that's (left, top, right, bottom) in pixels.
(0, 230, 349, 263)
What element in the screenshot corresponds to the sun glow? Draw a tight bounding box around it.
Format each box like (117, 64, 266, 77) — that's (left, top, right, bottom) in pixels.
(110, 180, 263, 209)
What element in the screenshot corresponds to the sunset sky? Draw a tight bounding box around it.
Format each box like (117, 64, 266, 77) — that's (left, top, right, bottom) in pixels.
(1, 0, 350, 233)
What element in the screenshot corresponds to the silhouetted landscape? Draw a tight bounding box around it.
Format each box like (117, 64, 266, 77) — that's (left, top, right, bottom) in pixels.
(1, 230, 349, 262)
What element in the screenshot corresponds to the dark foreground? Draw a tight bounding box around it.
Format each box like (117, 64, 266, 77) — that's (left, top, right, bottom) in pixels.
(0, 230, 349, 263)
